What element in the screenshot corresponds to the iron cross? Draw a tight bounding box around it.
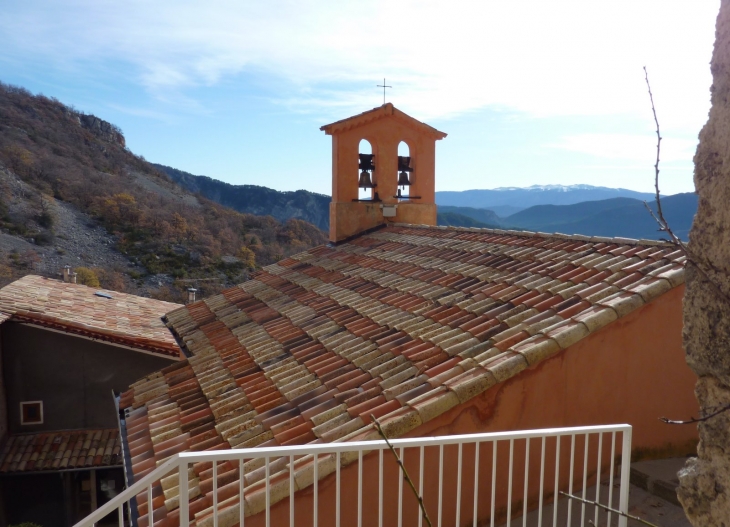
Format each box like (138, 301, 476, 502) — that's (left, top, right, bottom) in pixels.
(377, 78, 392, 104)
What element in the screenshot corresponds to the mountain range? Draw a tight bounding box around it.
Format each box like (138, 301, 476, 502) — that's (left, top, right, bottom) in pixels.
(435, 185, 657, 212)
(505, 193, 697, 240)
(165, 166, 697, 240)
(0, 80, 698, 303)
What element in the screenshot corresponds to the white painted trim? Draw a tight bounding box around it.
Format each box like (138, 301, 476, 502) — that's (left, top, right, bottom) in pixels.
(20, 400, 43, 425)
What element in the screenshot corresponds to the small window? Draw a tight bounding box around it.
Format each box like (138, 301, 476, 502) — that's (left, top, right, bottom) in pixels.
(20, 401, 43, 425)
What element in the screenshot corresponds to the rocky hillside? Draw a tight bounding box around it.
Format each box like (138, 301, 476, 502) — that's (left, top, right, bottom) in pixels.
(0, 82, 327, 300)
(156, 164, 331, 231)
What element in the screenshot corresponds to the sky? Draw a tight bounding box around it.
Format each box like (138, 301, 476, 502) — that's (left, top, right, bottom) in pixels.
(0, 1, 720, 196)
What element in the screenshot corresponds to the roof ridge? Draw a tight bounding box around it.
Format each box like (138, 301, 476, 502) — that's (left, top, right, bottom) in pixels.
(389, 222, 674, 247)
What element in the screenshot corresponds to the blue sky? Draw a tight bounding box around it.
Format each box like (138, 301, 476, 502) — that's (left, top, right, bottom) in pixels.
(0, 1, 719, 196)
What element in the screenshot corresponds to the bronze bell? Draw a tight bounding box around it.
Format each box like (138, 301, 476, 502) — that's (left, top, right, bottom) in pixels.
(358, 170, 375, 189)
(397, 170, 411, 187)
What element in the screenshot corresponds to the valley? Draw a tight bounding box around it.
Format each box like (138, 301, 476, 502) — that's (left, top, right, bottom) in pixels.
(0, 81, 697, 304)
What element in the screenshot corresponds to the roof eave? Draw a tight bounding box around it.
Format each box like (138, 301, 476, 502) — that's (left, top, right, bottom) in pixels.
(320, 103, 447, 139)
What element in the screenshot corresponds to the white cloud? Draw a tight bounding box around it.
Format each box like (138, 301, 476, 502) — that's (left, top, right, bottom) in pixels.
(553, 133, 698, 163)
(0, 0, 719, 133)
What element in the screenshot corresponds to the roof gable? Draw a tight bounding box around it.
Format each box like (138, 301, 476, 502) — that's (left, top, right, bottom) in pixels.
(320, 103, 447, 139)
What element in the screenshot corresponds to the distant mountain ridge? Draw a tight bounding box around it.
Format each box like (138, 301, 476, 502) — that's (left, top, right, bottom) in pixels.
(153, 166, 696, 241)
(154, 164, 331, 231)
(506, 193, 697, 240)
(437, 206, 502, 227)
(436, 185, 657, 210)
(436, 212, 496, 229)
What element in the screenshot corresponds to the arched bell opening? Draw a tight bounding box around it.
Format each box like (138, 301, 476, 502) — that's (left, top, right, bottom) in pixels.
(358, 139, 376, 201)
(396, 141, 413, 200)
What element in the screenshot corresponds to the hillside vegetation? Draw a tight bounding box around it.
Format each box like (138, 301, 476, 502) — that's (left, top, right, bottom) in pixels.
(0, 82, 327, 300)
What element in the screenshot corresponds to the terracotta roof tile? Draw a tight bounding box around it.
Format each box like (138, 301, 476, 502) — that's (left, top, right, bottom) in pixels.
(119, 224, 685, 524)
(0, 275, 181, 357)
(0, 429, 121, 473)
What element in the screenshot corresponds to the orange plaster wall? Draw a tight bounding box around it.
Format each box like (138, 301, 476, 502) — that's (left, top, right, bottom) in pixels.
(329, 201, 437, 242)
(248, 286, 697, 527)
(415, 284, 697, 454)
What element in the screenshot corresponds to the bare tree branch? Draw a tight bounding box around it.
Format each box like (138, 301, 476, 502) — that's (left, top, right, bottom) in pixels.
(643, 68, 730, 427)
(642, 67, 730, 308)
(372, 415, 433, 527)
(559, 491, 660, 527)
(645, 66, 665, 224)
(660, 402, 730, 425)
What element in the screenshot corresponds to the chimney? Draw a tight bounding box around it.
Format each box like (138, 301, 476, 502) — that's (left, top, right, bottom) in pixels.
(187, 288, 197, 304)
(62, 265, 71, 282)
(320, 103, 446, 243)
(71, 272, 77, 284)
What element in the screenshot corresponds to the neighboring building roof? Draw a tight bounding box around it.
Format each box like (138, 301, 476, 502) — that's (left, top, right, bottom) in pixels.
(320, 103, 447, 138)
(119, 223, 685, 520)
(0, 275, 182, 358)
(0, 428, 121, 473)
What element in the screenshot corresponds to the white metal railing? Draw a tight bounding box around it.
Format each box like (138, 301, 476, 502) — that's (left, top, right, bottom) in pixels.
(75, 424, 632, 527)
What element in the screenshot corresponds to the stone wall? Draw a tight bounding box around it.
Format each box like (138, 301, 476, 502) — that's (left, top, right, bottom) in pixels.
(677, 2, 730, 524)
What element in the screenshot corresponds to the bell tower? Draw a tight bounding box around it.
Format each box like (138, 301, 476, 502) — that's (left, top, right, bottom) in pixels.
(321, 103, 447, 243)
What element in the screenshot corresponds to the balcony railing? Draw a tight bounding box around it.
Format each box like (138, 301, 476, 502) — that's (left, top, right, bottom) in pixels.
(75, 424, 632, 527)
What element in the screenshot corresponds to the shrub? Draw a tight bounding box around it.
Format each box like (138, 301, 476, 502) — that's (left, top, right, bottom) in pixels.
(74, 267, 100, 287)
(35, 230, 54, 246)
(238, 246, 256, 270)
(37, 211, 54, 228)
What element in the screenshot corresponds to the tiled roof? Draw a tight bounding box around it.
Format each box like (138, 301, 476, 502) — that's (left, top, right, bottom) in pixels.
(119, 224, 685, 523)
(0, 429, 121, 473)
(0, 275, 182, 357)
(320, 103, 447, 138)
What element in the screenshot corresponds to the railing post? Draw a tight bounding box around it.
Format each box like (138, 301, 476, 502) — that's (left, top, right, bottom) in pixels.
(618, 427, 632, 527)
(179, 459, 189, 527)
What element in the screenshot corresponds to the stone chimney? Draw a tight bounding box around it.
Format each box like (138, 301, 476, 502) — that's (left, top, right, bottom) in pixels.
(320, 103, 447, 243)
(62, 265, 71, 283)
(187, 288, 197, 304)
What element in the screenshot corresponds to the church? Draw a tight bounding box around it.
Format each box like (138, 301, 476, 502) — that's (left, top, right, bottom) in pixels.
(0, 104, 697, 527)
(115, 104, 697, 527)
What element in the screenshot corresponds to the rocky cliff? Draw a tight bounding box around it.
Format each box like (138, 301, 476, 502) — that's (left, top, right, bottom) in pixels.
(677, 2, 730, 525)
(79, 114, 125, 147)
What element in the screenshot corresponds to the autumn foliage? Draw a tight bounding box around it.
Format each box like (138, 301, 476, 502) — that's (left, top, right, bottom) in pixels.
(0, 82, 327, 295)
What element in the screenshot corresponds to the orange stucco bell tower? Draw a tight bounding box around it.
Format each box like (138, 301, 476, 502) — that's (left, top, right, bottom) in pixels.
(321, 103, 447, 242)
